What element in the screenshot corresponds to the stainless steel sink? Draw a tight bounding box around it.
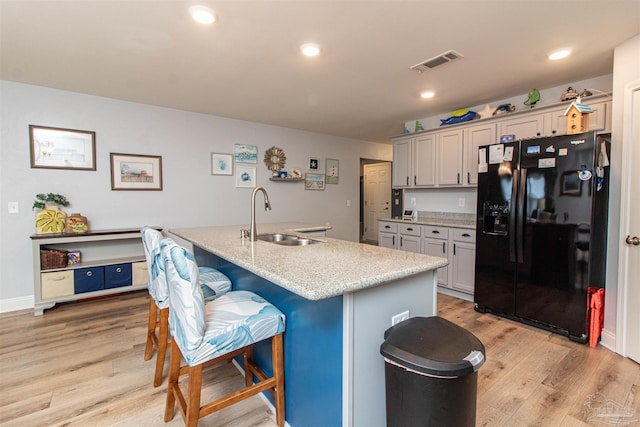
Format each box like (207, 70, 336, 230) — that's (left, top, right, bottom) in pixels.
(257, 233, 322, 246)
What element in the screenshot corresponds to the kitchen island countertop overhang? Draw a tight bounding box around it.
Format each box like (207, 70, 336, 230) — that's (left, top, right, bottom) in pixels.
(169, 222, 448, 301)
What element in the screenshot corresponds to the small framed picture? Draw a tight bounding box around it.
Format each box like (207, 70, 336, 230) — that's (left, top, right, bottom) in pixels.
(110, 153, 163, 191)
(211, 153, 233, 175)
(326, 158, 339, 184)
(236, 165, 257, 188)
(234, 144, 258, 164)
(309, 158, 319, 170)
(29, 125, 96, 170)
(305, 173, 325, 190)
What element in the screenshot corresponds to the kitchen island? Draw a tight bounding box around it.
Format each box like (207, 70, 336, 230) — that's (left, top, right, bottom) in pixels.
(169, 223, 447, 427)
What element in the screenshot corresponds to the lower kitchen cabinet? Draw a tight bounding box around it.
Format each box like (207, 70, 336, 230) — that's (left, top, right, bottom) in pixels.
(450, 229, 476, 294)
(379, 220, 476, 299)
(423, 225, 476, 299)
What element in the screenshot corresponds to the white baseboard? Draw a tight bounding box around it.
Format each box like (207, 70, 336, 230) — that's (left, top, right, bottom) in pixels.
(599, 328, 617, 353)
(0, 295, 34, 313)
(437, 286, 473, 302)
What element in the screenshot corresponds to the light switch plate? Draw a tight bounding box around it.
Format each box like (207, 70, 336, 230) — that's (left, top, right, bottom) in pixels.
(8, 202, 19, 214)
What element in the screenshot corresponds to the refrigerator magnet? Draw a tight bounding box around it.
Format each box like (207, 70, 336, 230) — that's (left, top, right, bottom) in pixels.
(538, 158, 556, 168)
(489, 145, 504, 164)
(503, 146, 514, 162)
(558, 148, 568, 156)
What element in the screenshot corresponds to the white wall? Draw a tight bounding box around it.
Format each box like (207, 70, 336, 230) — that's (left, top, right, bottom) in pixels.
(0, 81, 392, 310)
(603, 33, 640, 350)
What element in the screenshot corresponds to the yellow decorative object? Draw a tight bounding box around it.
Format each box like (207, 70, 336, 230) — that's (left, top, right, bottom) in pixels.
(65, 213, 89, 233)
(35, 205, 67, 234)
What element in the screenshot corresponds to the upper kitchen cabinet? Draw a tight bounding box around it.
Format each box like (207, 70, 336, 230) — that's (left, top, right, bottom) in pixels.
(463, 123, 496, 186)
(437, 129, 464, 186)
(545, 100, 611, 136)
(392, 136, 412, 187)
(392, 133, 437, 188)
(496, 113, 545, 140)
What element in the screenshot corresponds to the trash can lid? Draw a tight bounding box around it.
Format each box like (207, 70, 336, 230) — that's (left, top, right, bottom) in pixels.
(380, 316, 485, 377)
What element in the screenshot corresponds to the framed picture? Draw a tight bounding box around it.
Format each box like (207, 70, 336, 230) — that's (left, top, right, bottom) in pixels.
(560, 171, 582, 196)
(110, 153, 163, 191)
(236, 165, 257, 188)
(305, 173, 325, 190)
(29, 125, 96, 170)
(326, 158, 339, 184)
(309, 158, 319, 170)
(211, 153, 233, 175)
(234, 144, 258, 164)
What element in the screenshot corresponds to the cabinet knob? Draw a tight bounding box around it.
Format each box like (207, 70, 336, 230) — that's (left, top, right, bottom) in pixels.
(86, 271, 93, 277)
(462, 233, 471, 237)
(407, 228, 413, 231)
(116, 267, 122, 273)
(385, 225, 391, 229)
(432, 230, 440, 234)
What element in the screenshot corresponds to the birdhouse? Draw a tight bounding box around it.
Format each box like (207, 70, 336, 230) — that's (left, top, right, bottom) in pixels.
(564, 101, 593, 134)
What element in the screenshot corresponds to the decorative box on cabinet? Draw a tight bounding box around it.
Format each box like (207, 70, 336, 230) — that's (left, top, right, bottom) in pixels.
(31, 227, 160, 315)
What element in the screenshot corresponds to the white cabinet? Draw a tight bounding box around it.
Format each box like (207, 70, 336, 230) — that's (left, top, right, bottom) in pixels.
(464, 123, 496, 186)
(378, 221, 421, 252)
(437, 130, 464, 186)
(378, 221, 398, 249)
(497, 113, 545, 139)
(398, 223, 421, 253)
(423, 225, 449, 286)
(392, 134, 437, 188)
(422, 226, 476, 297)
(545, 100, 610, 136)
(392, 137, 412, 188)
(450, 229, 476, 294)
(31, 228, 155, 315)
(414, 133, 437, 187)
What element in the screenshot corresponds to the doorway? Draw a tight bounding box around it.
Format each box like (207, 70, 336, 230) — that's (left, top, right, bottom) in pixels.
(360, 159, 392, 244)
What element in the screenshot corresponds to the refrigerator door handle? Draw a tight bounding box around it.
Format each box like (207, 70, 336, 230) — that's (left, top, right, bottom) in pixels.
(509, 170, 519, 263)
(516, 168, 527, 264)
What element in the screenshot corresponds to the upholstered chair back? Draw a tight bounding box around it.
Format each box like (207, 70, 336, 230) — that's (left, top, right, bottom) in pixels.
(141, 227, 169, 308)
(160, 238, 206, 354)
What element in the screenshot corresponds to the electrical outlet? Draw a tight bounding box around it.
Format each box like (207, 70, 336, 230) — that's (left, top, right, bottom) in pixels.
(410, 198, 416, 206)
(391, 310, 410, 326)
(8, 202, 19, 214)
(458, 198, 465, 207)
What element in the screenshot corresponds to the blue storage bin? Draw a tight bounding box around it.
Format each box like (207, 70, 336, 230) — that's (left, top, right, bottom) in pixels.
(105, 263, 132, 289)
(74, 267, 105, 294)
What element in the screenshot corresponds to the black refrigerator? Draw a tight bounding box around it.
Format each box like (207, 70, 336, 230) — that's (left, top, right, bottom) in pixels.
(474, 132, 610, 342)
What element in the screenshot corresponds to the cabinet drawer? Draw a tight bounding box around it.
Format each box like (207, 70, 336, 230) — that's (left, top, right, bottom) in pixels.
(74, 267, 105, 294)
(399, 223, 421, 237)
(41, 270, 74, 299)
(379, 222, 398, 233)
(131, 261, 148, 286)
(105, 263, 132, 289)
(453, 229, 476, 243)
(423, 226, 449, 240)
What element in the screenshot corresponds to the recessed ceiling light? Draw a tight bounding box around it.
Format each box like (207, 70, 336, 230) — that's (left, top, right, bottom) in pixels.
(549, 49, 571, 60)
(301, 43, 321, 57)
(189, 5, 216, 25)
(420, 91, 435, 99)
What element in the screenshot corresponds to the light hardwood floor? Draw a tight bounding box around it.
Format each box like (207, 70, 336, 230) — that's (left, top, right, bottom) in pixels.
(1, 291, 638, 426)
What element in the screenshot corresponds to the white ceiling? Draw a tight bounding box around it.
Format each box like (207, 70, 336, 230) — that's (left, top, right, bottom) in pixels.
(1, 1, 638, 143)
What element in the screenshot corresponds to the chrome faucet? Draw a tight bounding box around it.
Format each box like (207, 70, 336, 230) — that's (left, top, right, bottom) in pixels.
(250, 186, 271, 241)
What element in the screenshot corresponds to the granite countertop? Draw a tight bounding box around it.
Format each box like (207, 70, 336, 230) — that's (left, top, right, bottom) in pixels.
(381, 212, 476, 229)
(169, 222, 447, 301)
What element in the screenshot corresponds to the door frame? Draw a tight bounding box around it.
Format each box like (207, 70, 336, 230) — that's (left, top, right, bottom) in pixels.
(616, 79, 640, 361)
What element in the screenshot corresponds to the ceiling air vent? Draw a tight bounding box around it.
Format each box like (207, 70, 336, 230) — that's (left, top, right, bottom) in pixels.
(410, 50, 464, 72)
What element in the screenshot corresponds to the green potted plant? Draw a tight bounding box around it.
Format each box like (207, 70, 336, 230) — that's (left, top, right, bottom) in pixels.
(33, 193, 70, 234)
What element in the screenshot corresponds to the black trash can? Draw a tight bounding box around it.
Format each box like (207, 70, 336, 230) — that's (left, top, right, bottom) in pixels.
(380, 316, 485, 427)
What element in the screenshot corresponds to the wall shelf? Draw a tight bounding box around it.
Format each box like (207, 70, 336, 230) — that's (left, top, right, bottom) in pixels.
(269, 177, 303, 182)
